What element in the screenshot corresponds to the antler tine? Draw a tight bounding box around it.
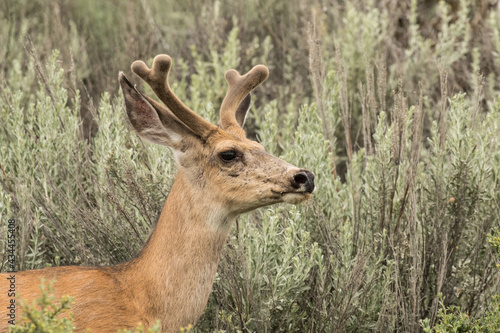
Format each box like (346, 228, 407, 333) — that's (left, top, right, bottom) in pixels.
(220, 65, 269, 135)
(131, 55, 216, 139)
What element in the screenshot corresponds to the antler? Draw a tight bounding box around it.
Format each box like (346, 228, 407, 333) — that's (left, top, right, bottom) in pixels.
(131, 55, 217, 139)
(220, 65, 269, 136)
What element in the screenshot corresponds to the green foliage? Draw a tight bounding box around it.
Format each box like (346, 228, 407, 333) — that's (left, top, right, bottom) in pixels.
(207, 206, 322, 331)
(420, 294, 500, 333)
(419, 229, 500, 332)
(489, 228, 500, 264)
(1, 0, 500, 332)
(9, 280, 73, 333)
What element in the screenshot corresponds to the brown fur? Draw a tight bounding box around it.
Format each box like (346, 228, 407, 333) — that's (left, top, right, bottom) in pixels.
(0, 55, 314, 332)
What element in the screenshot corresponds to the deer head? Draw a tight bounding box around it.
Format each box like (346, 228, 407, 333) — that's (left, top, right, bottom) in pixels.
(118, 55, 314, 225)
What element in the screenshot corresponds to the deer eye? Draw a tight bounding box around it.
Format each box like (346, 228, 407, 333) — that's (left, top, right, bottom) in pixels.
(219, 150, 238, 161)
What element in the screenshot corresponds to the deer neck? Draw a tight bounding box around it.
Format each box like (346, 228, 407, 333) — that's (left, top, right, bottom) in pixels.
(122, 171, 232, 329)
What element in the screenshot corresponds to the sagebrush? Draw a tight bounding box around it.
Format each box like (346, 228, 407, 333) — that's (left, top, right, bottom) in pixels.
(1, 0, 500, 332)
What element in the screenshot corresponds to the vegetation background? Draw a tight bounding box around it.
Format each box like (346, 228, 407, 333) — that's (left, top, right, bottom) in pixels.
(1, 0, 500, 332)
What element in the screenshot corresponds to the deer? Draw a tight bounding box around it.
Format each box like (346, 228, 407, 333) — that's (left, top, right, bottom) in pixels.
(0, 54, 315, 332)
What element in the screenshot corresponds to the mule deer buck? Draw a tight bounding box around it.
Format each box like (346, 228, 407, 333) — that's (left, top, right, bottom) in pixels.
(0, 55, 315, 332)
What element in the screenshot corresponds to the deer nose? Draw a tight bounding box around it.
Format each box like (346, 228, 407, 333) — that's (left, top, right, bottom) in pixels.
(292, 171, 315, 193)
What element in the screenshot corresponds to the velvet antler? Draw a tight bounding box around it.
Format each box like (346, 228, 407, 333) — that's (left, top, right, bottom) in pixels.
(219, 65, 269, 137)
(131, 55, 217, 139)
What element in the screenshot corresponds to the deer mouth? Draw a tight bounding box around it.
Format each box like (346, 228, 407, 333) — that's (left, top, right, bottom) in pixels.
(271, 190, 312, 204)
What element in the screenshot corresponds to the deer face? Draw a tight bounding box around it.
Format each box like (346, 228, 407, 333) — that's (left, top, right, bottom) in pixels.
(119, 55, 314, 218)
(205, 131, 314, 215)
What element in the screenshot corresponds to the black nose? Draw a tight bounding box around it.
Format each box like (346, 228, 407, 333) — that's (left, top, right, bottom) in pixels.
(292, 171, 315, 193)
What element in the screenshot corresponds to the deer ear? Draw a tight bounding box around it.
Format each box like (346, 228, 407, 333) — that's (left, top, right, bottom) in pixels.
(119, 72, 192, 149)
(234, 94, 251, 128)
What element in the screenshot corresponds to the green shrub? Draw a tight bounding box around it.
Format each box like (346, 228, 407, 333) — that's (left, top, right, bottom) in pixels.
(420, 231, 500, 332)
(420, 294, 500, 333)
(1, 1, 500, 332)
(9, 280, 73, 333)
